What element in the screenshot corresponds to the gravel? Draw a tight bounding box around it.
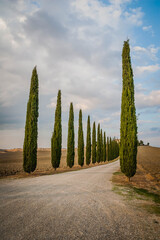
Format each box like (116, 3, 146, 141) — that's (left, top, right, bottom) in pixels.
(0, 160, 159, 240)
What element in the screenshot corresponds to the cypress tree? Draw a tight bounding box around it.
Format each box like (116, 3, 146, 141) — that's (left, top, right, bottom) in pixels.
(120, 40, 137, 180)
(92, 122, 96, 164)
(96, 123, 101, 163)
(67, 103, 74, 168)
(78, 109, 84, 167)
(23, 66, 39, 173)
(107, 136, 109, 161)
(86, 115, 91, 165)
(100, 129, 103, 162)
(51, 90, 62, 170)
(109, 137, 112, 160)
(103, 132, 106, 162)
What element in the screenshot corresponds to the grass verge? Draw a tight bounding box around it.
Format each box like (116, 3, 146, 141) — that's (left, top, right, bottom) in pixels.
(112, 170, 160, 215)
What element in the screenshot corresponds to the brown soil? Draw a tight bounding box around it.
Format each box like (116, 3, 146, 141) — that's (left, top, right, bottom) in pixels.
(112, 146, 160, 194)
(0, 148, 118, 179)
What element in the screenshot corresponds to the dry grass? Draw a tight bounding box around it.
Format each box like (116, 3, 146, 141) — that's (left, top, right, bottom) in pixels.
(0, 148, 118, 179)
(137, 146, 160, 180)
(112, 146, 160, 194)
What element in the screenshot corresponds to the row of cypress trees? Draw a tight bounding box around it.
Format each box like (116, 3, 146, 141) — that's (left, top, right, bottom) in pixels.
(23, 69, 119, 173)
(107, 137, 119, 161)
(50, 91, 119, 170)
(23, 40, 136, 178)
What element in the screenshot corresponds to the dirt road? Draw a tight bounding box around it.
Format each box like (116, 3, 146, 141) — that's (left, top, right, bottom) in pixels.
(0, 161, 159, 240)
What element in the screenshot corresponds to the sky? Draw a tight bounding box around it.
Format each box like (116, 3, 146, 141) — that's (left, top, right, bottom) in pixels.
(0, 0, 160, 149)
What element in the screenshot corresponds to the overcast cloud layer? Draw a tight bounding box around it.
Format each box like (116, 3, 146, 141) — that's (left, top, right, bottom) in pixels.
(0, 0, 160, 148)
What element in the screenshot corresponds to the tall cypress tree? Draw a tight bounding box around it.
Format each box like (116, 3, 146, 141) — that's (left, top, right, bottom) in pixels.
(120, 40, 137, 180)
(23, 66, 39, 173)
(100, 129, 103, 162)
(92, 121, 96, 164)
(67, 103, 74, 168)
(103, 132, 106, 162)
(107, 136, 109, 161)
(78, 109, 84, 167)
(51, 90, 62, 170)
(86, 115, 91, 165)
(96, 123, 101, 163)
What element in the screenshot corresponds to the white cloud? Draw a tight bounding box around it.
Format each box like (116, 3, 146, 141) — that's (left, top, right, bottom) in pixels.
(0, 18, 7, 30)
(124, 7, 143, 26)
(0, 0, 159, 147)
(142, 25, 152, 31)
(133, 44, 160, 61)
(136, 90, 160, 108)
(135, 64, 160, 75)
(99, 117, 111, 124)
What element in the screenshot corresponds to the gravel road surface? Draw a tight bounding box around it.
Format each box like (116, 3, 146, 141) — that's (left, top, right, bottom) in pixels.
(0, 160, 159, 240)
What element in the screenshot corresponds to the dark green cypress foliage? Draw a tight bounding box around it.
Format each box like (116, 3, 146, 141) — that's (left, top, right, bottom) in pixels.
(96, 123, 101, 163)
(78, 109, 84, 167)
(86, 115, 91, 165)
(51, 90, 62, 170)
(112, 137, 116, 159)
(120, 40, 137, 180)
(100, 129, 103, 162)
(67, 103, 74, 168)
(109, 137, 112, 160)
(23, 66, 39, 173)
(107, 137, 109, 161)
(103, 132, 106, 162)
(92, 122, 96, 164)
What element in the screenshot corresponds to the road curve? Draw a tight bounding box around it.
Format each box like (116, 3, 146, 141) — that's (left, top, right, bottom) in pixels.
(0, 160, 159, 240)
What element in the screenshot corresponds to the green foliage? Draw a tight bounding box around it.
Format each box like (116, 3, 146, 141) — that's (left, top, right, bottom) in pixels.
(23, 66, 39, 173)
(103, 132, 106, 162)
(78, 109, 84, 166)
(51, 90, 62, 170)
(92, 122, 96, 164)
(96, 123, 101, 163)
(86, 115, 91, 165)
(107, 137, 109, 161)
(120, 40, 137, 179)
(67, 103, 75, 168)
(107, 137, 119, 161)
(100, 129, 103, 162)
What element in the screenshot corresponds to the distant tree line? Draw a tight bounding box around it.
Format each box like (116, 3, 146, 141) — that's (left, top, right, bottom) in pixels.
(107, 137, 119, 161)
(137, 140, 149, 146)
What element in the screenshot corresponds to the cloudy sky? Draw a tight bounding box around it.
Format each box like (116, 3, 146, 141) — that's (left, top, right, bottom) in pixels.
(0, 0, 160, 149)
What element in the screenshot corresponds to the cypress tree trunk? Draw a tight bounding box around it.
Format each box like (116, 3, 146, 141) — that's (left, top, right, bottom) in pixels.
(103, 132, 106, 162)
(51, 90, 62, 170)
(96, 123, 101, 163)
(67, 103, 75, 168)
(120, 40, 137, 179)
(78, 109, 84, 167)
(100, 129, 103, 162)
(86, 115, 91, 165)
(23, 66, 39, 173)
(92, 122, 96, 164)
